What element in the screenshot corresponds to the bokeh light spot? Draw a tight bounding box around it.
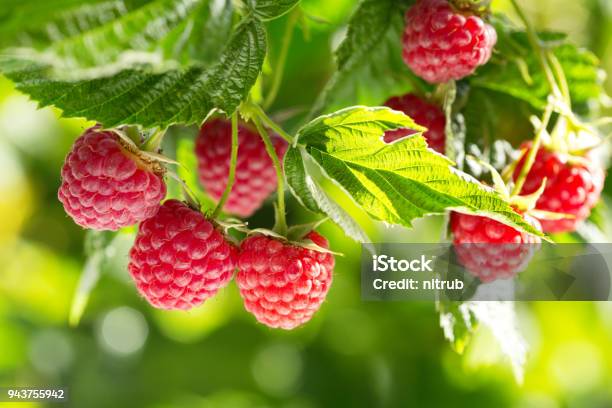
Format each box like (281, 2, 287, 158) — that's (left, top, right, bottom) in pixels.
(251, 343, 303, 397)
(28, 329, 74, 375)
(549, 341, 603, 393)
(96, 306, 149, 356)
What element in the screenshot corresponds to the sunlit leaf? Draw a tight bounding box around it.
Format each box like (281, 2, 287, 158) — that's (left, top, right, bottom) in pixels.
(296, 106, 545, 237)
(284, 146, 372, 245)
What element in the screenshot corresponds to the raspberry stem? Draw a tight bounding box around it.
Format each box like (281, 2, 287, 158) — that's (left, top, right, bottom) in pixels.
(263, 8, 300, 110)
(509, 0, 564, 103)
(167, 171, 200, 210)
(253, 116, 288, 235)
(511, 101, 554, 196)
(212, 112, 239, 218)
(142, 128, 166, 152)
(548, 52, 571, 106)
(122, 126, 142, 145)
(253, 103, 294, 143)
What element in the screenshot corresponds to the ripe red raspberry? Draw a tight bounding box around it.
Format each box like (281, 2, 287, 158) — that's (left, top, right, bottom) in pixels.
(403, 0, 497, 83)
(384, 93, 446, 153)
(128, 200, 237, 310)
(236, 232, 334, 330)
(450, 211, 542, 282)
(195, 119, 287, 218)
(58, 127, 166, 231)
(512, 142, 605, 233)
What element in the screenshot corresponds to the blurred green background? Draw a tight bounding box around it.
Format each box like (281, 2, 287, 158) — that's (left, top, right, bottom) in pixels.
(1, 0, 612, 407)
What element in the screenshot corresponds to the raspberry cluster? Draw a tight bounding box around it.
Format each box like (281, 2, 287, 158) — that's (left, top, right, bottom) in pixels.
(58, 127, 166, 231)
(195, 119, 287, 218)
(402, 0, 497, 83)
(451, 211, 542, 282)
(384, 93, 446, 153)
(58, 124, 333, 327)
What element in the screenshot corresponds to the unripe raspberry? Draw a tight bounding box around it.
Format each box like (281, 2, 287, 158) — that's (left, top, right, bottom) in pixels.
(58, 127, 166, 230)
(128, 200, 237, 310)
(195, 119, 287, 218)
(512, 142, 605, 233)
(384, 93, 446, 153)
(451, 211, 541, 282)
(403, 0, 497, 83)
(236, 232, 334, 330)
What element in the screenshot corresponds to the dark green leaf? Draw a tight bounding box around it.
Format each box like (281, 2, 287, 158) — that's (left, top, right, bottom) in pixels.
(161, 0, 234, 65)
(1, 0, 206, 67)
(246, 0, 300, 21)
(473, 30, 603, 114)
(0, 18, 266, 128)
(309, 0, 425, 118)
(0, 0, 146, 49)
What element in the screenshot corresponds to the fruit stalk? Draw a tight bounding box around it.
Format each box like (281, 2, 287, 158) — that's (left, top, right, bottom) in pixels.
(142, 128, 166, 152)
(509, 0, 563, 101)
(548, 52, 571, 106)
(511, 102, 554, 196)
(253, 116, 288, 235)
(263, 8, 300, 110)
(212, 112, 239, 218)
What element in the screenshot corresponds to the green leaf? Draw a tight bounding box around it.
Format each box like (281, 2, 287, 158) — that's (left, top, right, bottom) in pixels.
(284, 146, 372, 245)
(0, 0, 144, 49)
(297, 106, 545, 237)
(0, 18, 266, 128)
(309, 0, 425, 118)
(53, 0, 204, 67)
(473, 29, 603, 114)
(1, 0, 208, 67)
(161, 0, 234, 65)
(246, 0, 300, 21)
